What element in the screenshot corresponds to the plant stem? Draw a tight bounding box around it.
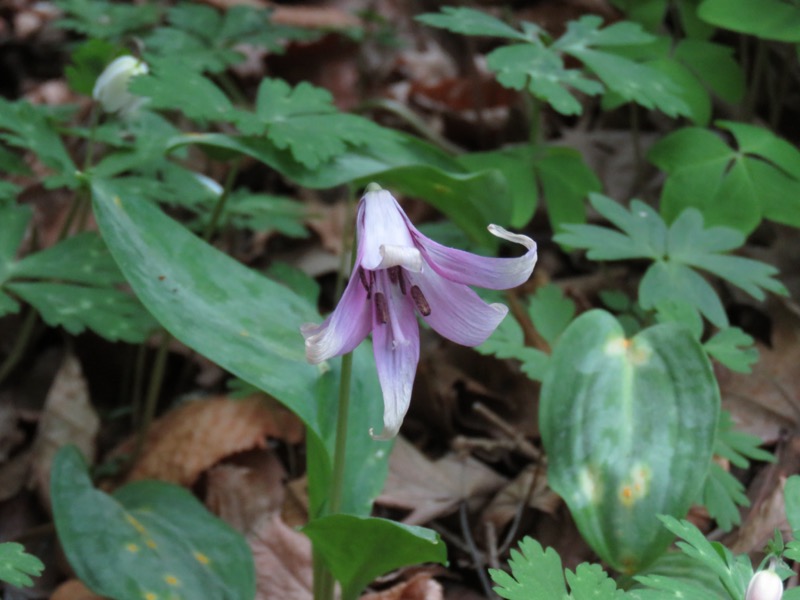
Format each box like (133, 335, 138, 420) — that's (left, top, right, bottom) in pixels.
(0, 308, 38, 387)
(132, 330, 170, 461)
(743, 38, 768, 121)
(527, 94, 542, 147)
(202, 163, 238, 241)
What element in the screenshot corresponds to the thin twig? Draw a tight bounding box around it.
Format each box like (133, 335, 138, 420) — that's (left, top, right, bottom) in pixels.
(459, 502, 498, 600)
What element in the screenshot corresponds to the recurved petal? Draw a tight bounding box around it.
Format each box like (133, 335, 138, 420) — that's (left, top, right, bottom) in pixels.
(359, 189, 417, 271)
(408, 220, 537, 290)
(370, 281, 420, 440)
(406, 269, 508, 347)
(301, 275, 371, 364)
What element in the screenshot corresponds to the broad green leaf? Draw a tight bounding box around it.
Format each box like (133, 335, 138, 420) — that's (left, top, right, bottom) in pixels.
(541, 312, 719, 572)
(674, 40, 744, 103)
(554, 14, 655, 48)
(490, 537, 568, 600)
(0, 205, 31, 285)
(130, 59, 234, 123)
(698, 0, 800, 42)
(528, 284, 576, 346)
(51, 445, 254, 599)
(640, 261, 726, 327)
(303, 516, 446, 600)
(535, 146, 601, 232)
(785, 475, 800, 533)
(610, 0, 667, 30)
(458, 145, 539, 228)
(90, 178, 389, 517)
(416, 7, 531, 42)
(234, 78, 386, 169)
(166, 132, 511, 246)
(0, 543, 44, 588)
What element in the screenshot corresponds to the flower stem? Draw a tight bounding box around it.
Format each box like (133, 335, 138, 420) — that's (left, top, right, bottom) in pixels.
(0, 307, 38, 387)
(329, 350, 353, 514)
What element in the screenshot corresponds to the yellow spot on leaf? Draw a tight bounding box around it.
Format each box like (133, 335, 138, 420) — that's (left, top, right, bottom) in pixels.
(125, 514, 147, 534)
(144, 593, 157, 600)
(239, 330, 249, 337)
(113, 196, 122, 207)
(194, 551, 211, 565)
(126, 543, 140, 553)
(164, 575, 181, 587)
(145, 538, 158, 549)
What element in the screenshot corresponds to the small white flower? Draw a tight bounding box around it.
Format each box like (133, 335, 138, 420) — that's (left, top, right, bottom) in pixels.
(193, 173, 223, 197)
(92, 56, 149, 115)
(745, 568, 783, 600)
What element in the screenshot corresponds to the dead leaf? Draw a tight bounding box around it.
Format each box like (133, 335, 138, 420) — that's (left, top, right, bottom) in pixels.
(249, 512, 313, 600)
(28, 354, 98, 506)
(360, 572, 443, 600)
(205, 449, 287, 534)
(377, 437, 507, 525)
(481, 465, 561, 533)
(718, 300, 800, 442)
(120, 395, 303, 487)
(50, 579, 106, 600)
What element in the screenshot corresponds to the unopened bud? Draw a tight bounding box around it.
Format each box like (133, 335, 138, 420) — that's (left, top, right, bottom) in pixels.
(93, 56, 148, 115)
(745, 569, 783, 600)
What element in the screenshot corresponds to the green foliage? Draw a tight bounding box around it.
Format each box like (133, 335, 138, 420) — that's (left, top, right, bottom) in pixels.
(703, 328, 758, 373)
(0, 205, 155, 342)
(51, 445, 255, 599)
(90, 178, 390, 518)
(489, 537, 628, 599)
(697, 0, 800, 42)
(303, 516, 446, 600)
(234, 78, 387, 169)
(476, 284, 576, 381)
(65, 38, 121, 95)
(0, 99, 78, 189)
(143, 4, 317, 74)
(648, 121, 800, 233)
(54, 0, 160, 39)
(0, 543, 44, 588)
(418, 9, 689, 117)
(458, 144, 601, 231)
(700, 411, 775, 531)
(555, 194, 787, 329)
(540, 310, 719, 573)
(167, 131, 512, 247)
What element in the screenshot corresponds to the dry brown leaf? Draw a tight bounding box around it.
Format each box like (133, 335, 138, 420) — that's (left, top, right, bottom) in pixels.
(0, 448, 33, 502)
(50, 579, 106, 600)
(377, 437, 507, 525)
(249, 512, 313, 600)
(121, 395, 303, 486)
(28, 354, 98, 505)
(481, 465, 561, 532)
(205, 449, 287, 534)
(361, 572, 443, 600)
(718, 300, 800, 442)
(731, 475, 788, 554)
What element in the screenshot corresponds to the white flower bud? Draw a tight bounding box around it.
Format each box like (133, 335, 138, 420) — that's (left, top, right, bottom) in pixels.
(745, 569, 783, 600)
(92, 56, 148, 115)
(193, 173, 223, 197)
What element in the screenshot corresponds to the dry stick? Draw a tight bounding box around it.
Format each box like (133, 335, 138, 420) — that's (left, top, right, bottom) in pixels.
(459, 502, 498, 600)
(505, 290, 549, 352)
(485, 520, 501, 571)
(498, 464, 543, 556)
(472, 402, 541, 461)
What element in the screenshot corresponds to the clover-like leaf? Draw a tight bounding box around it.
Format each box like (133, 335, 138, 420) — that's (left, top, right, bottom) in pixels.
(0, 543, 44, 588)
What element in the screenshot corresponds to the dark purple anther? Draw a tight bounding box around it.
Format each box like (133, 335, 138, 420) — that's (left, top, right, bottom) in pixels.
(410, 286, 431, 316)
(374, 292, 389, 324)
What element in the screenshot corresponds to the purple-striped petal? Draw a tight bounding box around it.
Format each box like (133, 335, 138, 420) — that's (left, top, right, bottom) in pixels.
(370, 272, 420, 439)
(406, 268, 508, 347)
(301, 274, 371, 364)
(359, 189, 418, 271)
(407, 218, 537, 290)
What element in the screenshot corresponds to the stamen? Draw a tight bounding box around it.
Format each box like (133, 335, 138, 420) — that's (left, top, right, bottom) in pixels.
(358, 267, 371, 298)
(374, 292, 389, 324)
(388, 266, 400, 284)
(398, 269, 406, 295)
(410, 286, 431, 316)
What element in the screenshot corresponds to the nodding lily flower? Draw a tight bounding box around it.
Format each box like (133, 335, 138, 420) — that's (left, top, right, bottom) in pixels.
(93, 55, 149, 116)
(301, 184, 537, 439)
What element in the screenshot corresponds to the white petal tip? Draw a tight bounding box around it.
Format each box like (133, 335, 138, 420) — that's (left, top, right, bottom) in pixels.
(369, 425, 399, 441)
(487, 224, 536, 251)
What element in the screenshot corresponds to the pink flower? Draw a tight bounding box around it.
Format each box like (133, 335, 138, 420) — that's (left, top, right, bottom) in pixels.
(301, 185, 537, 438)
